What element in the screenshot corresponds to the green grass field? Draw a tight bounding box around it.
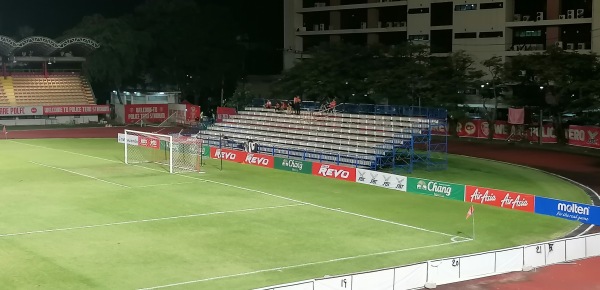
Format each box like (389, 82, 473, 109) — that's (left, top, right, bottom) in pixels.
(0, 138, 590, 290)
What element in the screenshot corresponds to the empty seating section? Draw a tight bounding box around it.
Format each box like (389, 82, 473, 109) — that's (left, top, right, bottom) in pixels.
(201, 107, 436, 169)
(0, 86, 8, 105)
(10, 75, 95, 105)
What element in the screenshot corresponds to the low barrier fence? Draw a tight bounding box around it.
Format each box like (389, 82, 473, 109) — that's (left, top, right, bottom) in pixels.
(256, 233, 600, 290)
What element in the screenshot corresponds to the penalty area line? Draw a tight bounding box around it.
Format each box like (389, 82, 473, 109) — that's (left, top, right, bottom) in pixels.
(29, 161, 130, 188)
(16, 141, 462, 240)
(138, 239, 472, 290)
(0, 204, 304, 238)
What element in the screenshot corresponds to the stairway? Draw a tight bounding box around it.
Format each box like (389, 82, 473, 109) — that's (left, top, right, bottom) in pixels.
(0, 77, 16, 105)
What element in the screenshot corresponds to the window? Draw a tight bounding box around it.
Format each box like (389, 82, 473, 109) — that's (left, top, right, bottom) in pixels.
(455, 4, 477, 11)
(409, 34, 429, 41)
(479, 31, 503, 38)
(516, 30, 542, 37)
(408, 8, 430, 14)
(455, 32, 477, 39)
(480, 2, 503, 9)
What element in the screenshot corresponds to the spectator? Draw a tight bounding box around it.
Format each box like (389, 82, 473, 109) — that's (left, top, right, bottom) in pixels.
(265, 100, 272, 109)
(281, 101, 288, 112)
(293, 96, 302, 115)
(329, 98, 337, 112)
(275, 101, 281, 111)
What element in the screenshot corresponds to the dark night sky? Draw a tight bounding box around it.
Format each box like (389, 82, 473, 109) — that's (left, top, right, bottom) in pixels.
(0, 0, 284, 73)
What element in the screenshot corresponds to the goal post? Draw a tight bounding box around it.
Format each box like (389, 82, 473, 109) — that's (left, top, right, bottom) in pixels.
(124, 129, 202, 173)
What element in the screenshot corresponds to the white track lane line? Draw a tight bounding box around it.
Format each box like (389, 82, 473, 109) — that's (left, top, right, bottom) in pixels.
(138, 239, 471, 290)
(0, 204, 303, 238)
(15, 141, 463, 239)
(29, 161, 130, 188)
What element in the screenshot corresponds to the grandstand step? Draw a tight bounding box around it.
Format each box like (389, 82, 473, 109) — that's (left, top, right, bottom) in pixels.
(0, 77, 16, 105)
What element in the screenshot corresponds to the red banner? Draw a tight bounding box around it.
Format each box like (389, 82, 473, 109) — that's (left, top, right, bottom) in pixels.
(311, 163, 356, 182)
(243, 153, 274, 169)
(465, 186, 535, 213)
(216, 107, 237, 123)
(0, 106, 43, 116)
(209, 147, 247, 163)
(567, 125, 600, 149)
(186, 104, 201, 122)
(124, 104, 169, 123)
(138, 136, 160, 149)
(43, 105, 110, 116)
(457, 120, 557, 143)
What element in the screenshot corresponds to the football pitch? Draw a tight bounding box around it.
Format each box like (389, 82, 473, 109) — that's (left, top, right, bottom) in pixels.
(0, 138, 589, 289)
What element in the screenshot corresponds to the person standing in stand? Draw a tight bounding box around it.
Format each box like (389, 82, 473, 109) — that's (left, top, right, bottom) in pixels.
(293, 96, 302, 115)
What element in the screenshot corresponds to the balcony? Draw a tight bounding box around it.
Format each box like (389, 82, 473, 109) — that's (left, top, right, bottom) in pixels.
(297, 21, 407, 36)
(507, 10, 592, 28)
(299, 0, 407, 13)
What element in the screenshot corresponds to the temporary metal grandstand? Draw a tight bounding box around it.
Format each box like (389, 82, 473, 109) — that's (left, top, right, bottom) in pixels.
(200, 102, 448, 173)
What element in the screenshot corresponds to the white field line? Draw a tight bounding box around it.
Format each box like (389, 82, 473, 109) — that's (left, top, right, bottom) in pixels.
(14, 140, 462, 239)
(133, 182, 198, 188)
(0, 204, 303, 238)
(138, 239, 472, 290)
(29, 161, 130, 188)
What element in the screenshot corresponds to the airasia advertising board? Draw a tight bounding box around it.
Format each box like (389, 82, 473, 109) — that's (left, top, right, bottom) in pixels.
(0, 106, 43, 116)
(243, 153, 274, 169)
(124, 104, 169, 123)
(465, 186, 535, 213)
(209, 147, 247, 163)
(567, 125, 600, 149)
(311, 163, 356, 182)
(43, 105, 110, 116)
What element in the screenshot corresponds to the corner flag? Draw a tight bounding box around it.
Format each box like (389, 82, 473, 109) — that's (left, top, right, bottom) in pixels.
(466, 205, 474, 219)
(2, 125, 6, 137)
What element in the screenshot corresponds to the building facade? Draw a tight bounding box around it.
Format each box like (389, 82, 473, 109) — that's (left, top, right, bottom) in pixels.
(283, 0, 600, 70)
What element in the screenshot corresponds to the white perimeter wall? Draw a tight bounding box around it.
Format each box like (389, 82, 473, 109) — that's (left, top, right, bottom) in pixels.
(257, 233, 600, 290)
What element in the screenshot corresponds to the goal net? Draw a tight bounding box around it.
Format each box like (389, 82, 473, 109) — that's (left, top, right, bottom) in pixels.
(124, 129, 202, 173)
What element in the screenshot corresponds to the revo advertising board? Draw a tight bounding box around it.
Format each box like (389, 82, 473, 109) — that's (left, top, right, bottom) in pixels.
(139, 136, 160, 149)
(356, 168, 407, 191)
(43, 105, 110, 115)
(407, 178, 465, 201)
(124, 104, 169, 123)
(311, 163, 356, 182)
(465, 186, 535, 213)
(209, 147, 247, 163)
(534, 196, 600, 225)
(243, 153, 274, 169)
(274, 157, 312, 174)
(0, 106, 43, 116)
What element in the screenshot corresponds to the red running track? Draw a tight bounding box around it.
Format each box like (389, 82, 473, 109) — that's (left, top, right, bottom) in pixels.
(445, 140, 600, 290)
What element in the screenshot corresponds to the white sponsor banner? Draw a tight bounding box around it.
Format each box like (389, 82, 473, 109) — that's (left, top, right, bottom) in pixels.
(356, 168, 407, 192)
(117, 133, 139, 146)
(0, 106, 43, 116)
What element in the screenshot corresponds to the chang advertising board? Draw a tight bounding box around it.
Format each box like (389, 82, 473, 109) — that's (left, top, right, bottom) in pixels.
(534, 196, 600, 225)
(274, 157, 312, 174)
(311, 163, 356, 182)
(355, 168, 407, 191)
(407, 178, 465, 201)
(465, 186, 535, 212)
